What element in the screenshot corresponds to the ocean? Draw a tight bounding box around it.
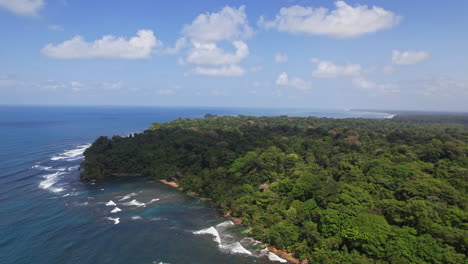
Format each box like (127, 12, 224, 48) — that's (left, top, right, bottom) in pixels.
(0, 105, 393, 264)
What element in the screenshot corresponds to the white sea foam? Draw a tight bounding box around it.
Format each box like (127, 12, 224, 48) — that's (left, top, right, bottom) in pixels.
(193, 226, 222, 245)
(34, 165, 53, 171)
(260, 249, 287, 263)
(216, 220, 235, 228)
(221, 242, 252, 255)
(107, 217, 120, 225)
(123, 199, 146, 207)
(38, 171, 64, 193)
(267, 252, 287, 263)
(148, 198, 160, 204)
(105, 200, 116, 206)
(67, 165, 80, 171)
(118, 192, 138, 201)
(131, 216, 142, 220)
(194, 225, 252, 255)
(110, 207, 122, 213)
(50, 144, 91, 161)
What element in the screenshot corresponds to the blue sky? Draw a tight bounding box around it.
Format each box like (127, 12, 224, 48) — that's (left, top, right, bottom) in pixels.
(0, 0, 467, 111)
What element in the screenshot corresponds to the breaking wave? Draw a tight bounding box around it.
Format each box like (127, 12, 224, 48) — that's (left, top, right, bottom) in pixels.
(38, 171, 65, 193)
(123, 199, 146, 207)
(193, 221, 252, 256)
(107, 217, 120, 225)
(50, 144, 90, 161)
(118, 192, 138, 201)
(110, 207, 122, 213)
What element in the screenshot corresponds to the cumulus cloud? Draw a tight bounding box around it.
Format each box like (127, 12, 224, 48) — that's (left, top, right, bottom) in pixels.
(42, 30, 161, 59)
(192, 65, 245, 77)
(276, 72, 311, 91)
(182, 6, 253, 43)
(259, 1, 400, 38)
(275, 53, 288, 63)
(311, 59, 362, 78)
(180, 6, 253, 77)
(185, 41, 248, 65)
(0, 0, 44, 17)
(162, 38, 187, 55)
(311, 58, 397, 94)
(392, 50, 429, 65)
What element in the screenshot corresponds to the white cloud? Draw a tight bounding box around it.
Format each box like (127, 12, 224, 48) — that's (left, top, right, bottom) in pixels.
(275, 53, 288, 63)
(99, 81, 124, 90)
(42, 30, 161, 59)
(0, 0, 44, 17)
(162, 38, 187, 55)
(392, 50, 429, 65)
(311, 59, 362, 78)
(182, 6, 253, 43)
(260, 1, 400, 38)
(352, 77, 376, 89)
(185, 41, 248, 65)
(179, 6, 254, 77)
(352, 77, 399, 95)
(276, 72, 311, 91)
(192, 65, 245, 77)
(311, 58, 397, 94)
(419, 77, 468, 97)
(69, 81, 83, 92)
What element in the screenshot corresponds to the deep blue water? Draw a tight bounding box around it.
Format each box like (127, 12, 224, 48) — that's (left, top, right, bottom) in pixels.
(0, 105, 393, 264)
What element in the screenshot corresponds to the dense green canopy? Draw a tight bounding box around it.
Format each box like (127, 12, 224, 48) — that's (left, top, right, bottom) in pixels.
(81, 114, 468, 263)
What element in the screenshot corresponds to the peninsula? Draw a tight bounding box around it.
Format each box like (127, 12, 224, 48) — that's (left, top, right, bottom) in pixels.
(81, 115, 467, 263)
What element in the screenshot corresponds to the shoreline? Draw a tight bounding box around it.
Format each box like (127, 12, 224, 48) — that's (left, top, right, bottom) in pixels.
(159, 179, 180, 188)
(158, 178, 302, 264)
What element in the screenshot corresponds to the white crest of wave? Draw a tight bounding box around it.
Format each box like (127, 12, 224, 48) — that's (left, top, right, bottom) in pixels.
(216, 220, 235, 228)
(131, 216, 142, 220)
(107, 217, 120, 225)
(105, 200, 116, 206)
(118, 192, 138, 201)
(260, 249, 287, 263)
(148, 198, 160, 204)
(110, 207, 122, 213)
(33, 165, 53, 171)
(123, 199, 146, 207)
(50, 144, 91, 161)
(193, 225, 252, 256)
(193, 226, 222, 245)
(221, 242, 252, 255)
(268, 252, 287, 263)
(38, 171, 64, 193)
(67, 165, 80, 171)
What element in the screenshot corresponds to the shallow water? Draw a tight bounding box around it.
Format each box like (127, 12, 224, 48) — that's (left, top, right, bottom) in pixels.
(0, 105, 392, 264)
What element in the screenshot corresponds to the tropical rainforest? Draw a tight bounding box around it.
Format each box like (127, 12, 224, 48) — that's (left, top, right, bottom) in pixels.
(81, 114, 468, 263)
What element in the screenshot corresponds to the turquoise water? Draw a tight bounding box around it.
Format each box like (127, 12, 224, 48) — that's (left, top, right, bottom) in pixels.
(0, 105, 393, 264)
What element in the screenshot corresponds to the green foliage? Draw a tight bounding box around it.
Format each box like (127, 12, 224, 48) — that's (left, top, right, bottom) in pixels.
(81, 115, 468, 263)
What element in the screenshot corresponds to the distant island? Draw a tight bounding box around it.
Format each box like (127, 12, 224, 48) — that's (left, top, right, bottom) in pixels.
(81, 114, 467, 263)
